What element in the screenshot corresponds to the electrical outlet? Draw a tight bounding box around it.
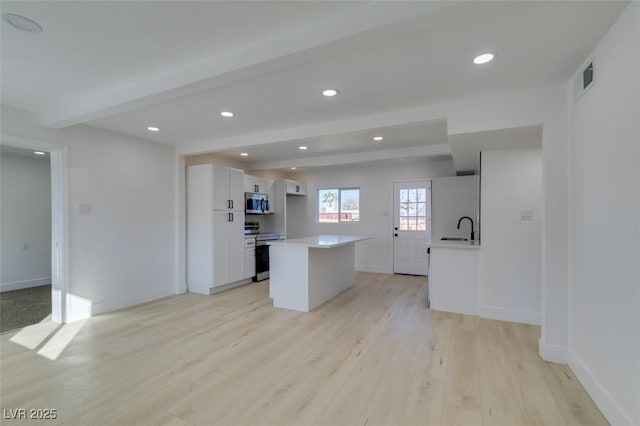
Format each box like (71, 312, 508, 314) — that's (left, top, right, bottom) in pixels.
(520, 208, 534, 221)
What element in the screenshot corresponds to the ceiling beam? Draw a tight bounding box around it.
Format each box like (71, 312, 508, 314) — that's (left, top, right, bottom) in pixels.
(249, 144, 452, 171)
(40, 2, 450, 129)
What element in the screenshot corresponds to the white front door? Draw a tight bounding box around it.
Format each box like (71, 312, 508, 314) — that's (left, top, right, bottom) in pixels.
(393, 181, 430, 275)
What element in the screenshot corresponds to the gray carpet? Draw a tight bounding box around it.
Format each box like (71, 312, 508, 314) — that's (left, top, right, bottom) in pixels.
(0, 285, 51, 333)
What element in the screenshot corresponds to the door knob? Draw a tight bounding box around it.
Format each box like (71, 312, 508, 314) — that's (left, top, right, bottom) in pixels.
(394, 233, 398, 237)
(394, 227, 398, 231)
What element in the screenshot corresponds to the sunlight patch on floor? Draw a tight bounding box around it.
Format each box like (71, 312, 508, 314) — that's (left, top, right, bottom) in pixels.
(37, 320, 87, 360)
(8, 317, 87, 360)
(9, 320, 60, 350)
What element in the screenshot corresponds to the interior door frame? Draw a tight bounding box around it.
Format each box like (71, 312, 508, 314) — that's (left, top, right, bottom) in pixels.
(2, 133, 70, 324)
(391, 179, 431, 274)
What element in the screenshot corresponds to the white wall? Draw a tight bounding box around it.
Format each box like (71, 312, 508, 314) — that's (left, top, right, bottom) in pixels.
(479, 148, 542, 325)
(567, 4, 640, 426)
(431, 175, 477, 242)
(1, 106, 176, 321)
(1, 153, 51, 291)
(294, 159, 454, 273)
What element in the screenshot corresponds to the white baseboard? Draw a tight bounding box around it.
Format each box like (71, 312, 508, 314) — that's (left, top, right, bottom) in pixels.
(176, 282, 187, 294)
(0, 277, 51, 292)
(355, 264, 392, 274)
(569, 350, 637, 426)
(479, 304, 541, 325)
(209, 278, 253, 295)
(67, 285, 176, 321)
(538, 338, 568, 363)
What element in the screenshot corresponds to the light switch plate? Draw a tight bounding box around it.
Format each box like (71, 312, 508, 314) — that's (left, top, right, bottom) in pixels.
(520, 208, 534, 221)
(78, 203, 92, 214)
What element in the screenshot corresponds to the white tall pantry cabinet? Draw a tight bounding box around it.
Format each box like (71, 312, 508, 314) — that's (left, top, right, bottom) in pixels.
(187, 164, 248, 295)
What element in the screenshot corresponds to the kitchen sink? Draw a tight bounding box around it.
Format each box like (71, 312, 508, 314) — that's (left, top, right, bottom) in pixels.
(440, 237, 469, 241)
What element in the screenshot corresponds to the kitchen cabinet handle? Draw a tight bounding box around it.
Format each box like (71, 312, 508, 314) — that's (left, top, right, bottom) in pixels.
(394, 227, 398, 231)
(227, 200, 231, 209)
(230, 212, 234, 222)
(230, 200, 234, 209)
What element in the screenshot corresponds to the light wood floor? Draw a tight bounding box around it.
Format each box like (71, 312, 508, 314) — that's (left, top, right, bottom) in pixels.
(1, 273, 607, 425)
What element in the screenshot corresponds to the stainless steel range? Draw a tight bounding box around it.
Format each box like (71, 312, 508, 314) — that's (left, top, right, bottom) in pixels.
(254, 232, 285, 281)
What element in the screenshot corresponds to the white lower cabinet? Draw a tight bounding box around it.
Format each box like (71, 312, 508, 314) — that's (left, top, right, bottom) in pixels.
(244, 248, 255, 279)
(243, 237, 256, 279)
(429, 246, 479, 315)
(211, 211, 231, 287)
(212, 211, 245, 288)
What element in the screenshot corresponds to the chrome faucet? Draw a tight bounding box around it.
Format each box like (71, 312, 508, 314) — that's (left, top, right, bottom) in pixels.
(457, 216, 475, 241)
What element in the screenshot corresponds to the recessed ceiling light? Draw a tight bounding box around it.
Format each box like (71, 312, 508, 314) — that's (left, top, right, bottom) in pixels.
(34, 151, 46, 156)
(473, 53, 494, 65)
(3, 14, 43, 33)
(298, 146, 308, 150)
(322, 89, 339, 97)
(240, 153, 248, 156)
(146, 126, 160, 132)
(220, 111, 235, 118)
(373, 136, 384, 141)
(291, 167, 297, 170)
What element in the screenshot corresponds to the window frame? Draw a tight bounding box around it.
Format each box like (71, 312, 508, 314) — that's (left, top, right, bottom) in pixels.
(317, 187, 360, 223)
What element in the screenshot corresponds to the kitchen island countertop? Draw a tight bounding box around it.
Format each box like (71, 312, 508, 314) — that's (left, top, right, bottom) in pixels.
(267, 235, 370, 248)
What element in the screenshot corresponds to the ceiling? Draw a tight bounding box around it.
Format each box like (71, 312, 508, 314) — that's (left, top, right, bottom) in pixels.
(0, 1, 628, 169)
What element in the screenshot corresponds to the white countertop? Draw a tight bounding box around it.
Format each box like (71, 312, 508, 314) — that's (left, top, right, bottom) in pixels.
(430, 240, 480, 250)
(268, 235, 370, 248)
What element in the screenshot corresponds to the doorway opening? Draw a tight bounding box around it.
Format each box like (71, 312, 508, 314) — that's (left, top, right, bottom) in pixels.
(0, 146, 52, 332)
(1, 135, 69, 327)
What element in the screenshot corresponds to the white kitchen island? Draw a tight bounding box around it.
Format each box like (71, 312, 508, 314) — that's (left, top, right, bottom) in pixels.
(268, 235, 370, 312)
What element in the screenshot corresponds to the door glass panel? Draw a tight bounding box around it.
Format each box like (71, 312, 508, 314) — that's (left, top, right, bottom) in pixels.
(398, 187, 428, 231)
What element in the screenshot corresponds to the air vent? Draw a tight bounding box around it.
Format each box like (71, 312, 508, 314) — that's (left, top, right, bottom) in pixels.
(573, 57, 595, 102)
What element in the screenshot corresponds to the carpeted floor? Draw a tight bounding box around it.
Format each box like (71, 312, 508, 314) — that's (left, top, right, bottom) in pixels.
(0, 285, 51, 333)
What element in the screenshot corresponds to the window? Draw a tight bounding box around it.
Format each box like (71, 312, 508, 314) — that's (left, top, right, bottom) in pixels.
(318, 188, 360, 223)
(399, 188, 427, 230)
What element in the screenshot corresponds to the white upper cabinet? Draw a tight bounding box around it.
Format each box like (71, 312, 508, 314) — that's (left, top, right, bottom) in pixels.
(244, 175, 262, 194)
(245, 175, 276, 212)
(212, 166, 244, 210)
(244, 174, 272, 195)
(285, 179, 307, 196)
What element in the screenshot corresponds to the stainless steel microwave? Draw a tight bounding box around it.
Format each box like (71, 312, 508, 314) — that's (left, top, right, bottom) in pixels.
(245, 192, 270, 214)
